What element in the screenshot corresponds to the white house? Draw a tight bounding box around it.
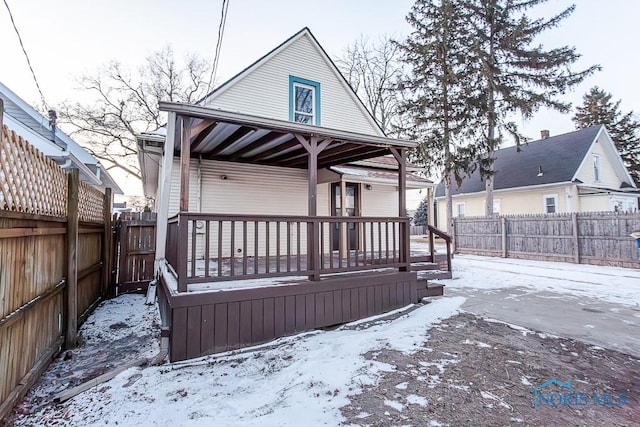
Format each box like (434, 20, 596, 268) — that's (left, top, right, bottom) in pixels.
(138, 27, 433, 258)
(136, 28, 446, 361)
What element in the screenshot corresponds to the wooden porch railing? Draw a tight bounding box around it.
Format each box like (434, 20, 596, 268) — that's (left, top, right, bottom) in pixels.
(427, 224, 452, 272)
(165, 213, 411, 292)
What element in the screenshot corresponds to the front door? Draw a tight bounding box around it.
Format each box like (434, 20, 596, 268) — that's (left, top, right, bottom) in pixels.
(331, 183, 359, 251)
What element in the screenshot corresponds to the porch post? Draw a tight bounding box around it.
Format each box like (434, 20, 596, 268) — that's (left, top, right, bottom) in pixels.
(155, 112, 178, 270)
(340, 179, 347, 259)
(427, 187, 435, 227)
(307, 137, 319, 280)
(391, 147, 410, 271)
(296, 135, 331, 281)
(180, 116, 192, 212)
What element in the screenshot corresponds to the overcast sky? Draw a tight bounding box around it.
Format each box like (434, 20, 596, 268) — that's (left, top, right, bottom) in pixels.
(1, 0, 639, 198)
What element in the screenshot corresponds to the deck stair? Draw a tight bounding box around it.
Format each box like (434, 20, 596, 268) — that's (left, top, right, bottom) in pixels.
(410, 225, 453, 300)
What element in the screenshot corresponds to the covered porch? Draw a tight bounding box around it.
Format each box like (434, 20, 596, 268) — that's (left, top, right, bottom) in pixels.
(153, 102, 448, 361)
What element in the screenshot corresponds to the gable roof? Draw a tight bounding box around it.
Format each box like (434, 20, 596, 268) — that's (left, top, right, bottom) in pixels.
(198, 27, 386, 137)
(435, 126, 603, 197)
(0, 81, 122, 194)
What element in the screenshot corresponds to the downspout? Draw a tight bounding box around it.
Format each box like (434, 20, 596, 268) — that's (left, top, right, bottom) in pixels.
(197, 155, 203, 213)
(56, 158, 73, 169)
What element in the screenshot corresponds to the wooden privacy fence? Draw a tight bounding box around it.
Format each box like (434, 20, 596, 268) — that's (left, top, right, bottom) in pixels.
(0, 124, 113, 421)
(113, 211, 157, 293)
(410, 225, 427, 235)
(454, 212, 640, 267)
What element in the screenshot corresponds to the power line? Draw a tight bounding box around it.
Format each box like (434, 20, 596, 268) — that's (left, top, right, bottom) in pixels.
(2, 0, 48, 110)
(206, 0, 230, 92)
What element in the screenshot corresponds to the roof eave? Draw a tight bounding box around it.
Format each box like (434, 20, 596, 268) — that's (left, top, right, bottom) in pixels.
(158, 101, 418, 150)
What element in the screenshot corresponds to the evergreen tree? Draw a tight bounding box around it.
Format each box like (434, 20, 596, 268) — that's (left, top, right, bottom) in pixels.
(398, 0, 479, 234)
(413, 197, 429, 226)
(573, 87, 640, 184)
(465, 0, 599, 215)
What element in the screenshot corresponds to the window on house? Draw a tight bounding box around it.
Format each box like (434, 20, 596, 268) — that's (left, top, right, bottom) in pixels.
(289, 76, 320, 125)
(593, 154, 601, 182)
(544, 194, 558, 214)
(613, 200, 624, 212)
(493, 199, 501, 215)
(456, 203, 465, 217)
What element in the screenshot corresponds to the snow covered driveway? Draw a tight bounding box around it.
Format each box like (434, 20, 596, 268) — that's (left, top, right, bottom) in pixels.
(438, 255, 640, 356)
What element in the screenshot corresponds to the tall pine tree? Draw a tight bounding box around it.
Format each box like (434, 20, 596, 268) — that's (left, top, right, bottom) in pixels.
(465, 0, 599, 215)
(398, 0, 480, 234)
(573, 87, 640, 184)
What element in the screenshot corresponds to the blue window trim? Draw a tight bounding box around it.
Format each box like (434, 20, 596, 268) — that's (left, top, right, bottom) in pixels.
(289, 75, 321, 125)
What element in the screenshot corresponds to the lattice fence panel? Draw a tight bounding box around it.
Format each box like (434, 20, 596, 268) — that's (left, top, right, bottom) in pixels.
(79, 180, 104, 223)
(0, 125, 67, 217)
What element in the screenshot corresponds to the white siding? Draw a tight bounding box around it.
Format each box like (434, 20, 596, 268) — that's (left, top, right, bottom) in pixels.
(205, 33, 382, 136)
(361, 184, 400, 253)
(575, 132, 625, 188)
(168, 159, 329, 258)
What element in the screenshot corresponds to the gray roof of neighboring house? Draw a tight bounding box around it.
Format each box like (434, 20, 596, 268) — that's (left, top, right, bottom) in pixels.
(1, 81, 122, 194)
(435, 126, 603, 197)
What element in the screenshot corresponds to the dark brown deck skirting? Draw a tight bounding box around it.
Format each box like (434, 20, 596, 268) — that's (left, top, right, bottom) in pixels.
(159, 271, 417, 362)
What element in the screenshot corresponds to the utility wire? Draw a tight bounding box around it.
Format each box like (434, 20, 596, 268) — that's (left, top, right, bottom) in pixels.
(2, 0, 48, 110)
(206, 0, 230, 93)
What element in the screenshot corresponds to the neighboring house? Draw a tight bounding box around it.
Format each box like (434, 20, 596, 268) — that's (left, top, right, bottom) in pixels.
(435, 126, 640, 224)
(0, 81, 122, 195)
(136, 28, 444, 362)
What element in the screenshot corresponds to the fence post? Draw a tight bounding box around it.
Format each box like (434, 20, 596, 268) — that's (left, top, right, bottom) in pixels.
(501, 216, 508, 258)
(571, 212, 580, 264)
(102, 188, 113, 298)
(65, 169, 79, 349)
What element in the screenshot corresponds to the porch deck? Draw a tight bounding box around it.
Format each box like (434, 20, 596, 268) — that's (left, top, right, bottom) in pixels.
(158, 216, 451, 361)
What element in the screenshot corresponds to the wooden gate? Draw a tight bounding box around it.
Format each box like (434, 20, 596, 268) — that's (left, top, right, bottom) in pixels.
(112, 212, 157, 294)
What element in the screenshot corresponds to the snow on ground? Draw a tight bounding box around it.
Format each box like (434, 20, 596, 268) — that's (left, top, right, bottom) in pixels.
(437, 254, 640, 306)
(15, 297, 465, 427)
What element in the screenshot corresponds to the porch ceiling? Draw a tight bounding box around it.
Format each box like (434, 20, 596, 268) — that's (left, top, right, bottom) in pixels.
(159, 101, 418, 169)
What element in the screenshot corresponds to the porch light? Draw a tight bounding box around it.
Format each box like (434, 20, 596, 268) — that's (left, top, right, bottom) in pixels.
(365, 184, 373, 191)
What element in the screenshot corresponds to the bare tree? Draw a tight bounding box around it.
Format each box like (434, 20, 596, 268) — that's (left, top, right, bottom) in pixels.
(60, 46, 211, 182)
(337, 35, 405, 136)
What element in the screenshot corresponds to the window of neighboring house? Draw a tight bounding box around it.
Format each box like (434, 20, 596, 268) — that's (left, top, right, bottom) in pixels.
(613, 200, 624, 212)
(544, 194, 558, 214)
(493, 199, 501, 215)
(456, 202, 465, 217)
(289, 76, 320, 125)
(628, 200, 638, 212)
(593, 154, 601, 182)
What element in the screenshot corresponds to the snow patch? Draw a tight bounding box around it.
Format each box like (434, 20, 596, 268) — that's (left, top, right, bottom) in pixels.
(434, 254, 640, 307)
(407, 394, 428, 406)
(384, 399, 404, 412)
(15, 296, 465, 426)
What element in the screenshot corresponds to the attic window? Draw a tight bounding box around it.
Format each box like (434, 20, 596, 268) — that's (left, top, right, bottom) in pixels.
(289, 76, 320, 125)
(593, 154, 601, 182)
